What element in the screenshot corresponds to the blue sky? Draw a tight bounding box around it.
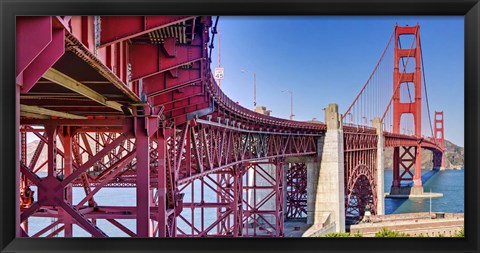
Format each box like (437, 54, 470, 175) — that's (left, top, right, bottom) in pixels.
(210, 16, 464, 147)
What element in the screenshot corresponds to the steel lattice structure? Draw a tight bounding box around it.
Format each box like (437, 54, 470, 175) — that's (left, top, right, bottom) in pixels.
(285, 163, 308, 219)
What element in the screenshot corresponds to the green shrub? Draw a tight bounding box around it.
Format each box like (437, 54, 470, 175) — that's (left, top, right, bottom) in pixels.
(453, 227, 464, 237)
(353, 231, 363, 237)
(321, 232, 351, 237)
(374, 228, 410, 237)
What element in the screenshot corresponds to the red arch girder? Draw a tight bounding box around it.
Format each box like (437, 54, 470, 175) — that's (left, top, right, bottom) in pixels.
(345, 165, 377, 218)
(344, 132, 377, 219)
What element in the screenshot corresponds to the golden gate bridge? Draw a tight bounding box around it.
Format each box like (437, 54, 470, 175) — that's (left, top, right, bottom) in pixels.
(17, 16, 444, 237)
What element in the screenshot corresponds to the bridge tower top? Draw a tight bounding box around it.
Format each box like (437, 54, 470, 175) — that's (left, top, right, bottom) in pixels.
(434, 111, 445, 151)
(393, 24, 421, 136)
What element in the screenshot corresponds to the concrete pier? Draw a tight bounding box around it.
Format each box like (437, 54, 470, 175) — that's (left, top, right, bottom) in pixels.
(372, 117, 385, 215)
(304, 104, 345, 235)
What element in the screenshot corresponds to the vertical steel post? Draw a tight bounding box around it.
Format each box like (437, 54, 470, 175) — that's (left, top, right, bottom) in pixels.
(233, 165, 243, 236)
(62, 127, 73, 237)
(45, 125, 58, 178)
(157, 128, 167, 237)
(392, 147, 400, 187)
(134, 106, 151, 237)
(275, 160, 284, 237)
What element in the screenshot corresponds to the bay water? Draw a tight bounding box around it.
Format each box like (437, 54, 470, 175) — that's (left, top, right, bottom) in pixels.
(26, 168, 464, 237)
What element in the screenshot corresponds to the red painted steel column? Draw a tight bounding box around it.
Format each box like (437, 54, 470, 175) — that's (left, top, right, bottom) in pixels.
(413, 146, 422, 186)
(393, 24, 423, 188)
(275, 160, 284, 237)
(412, 25, 423, 187)
(392, 147, 400, 187)
(134, 106, 152, 237)
(45, 125, 58, 178)
(233, 166, 243, 236)
(157, 128, 167, 237)
(62, 127, 74, 237)
(434, 111, 445, 168)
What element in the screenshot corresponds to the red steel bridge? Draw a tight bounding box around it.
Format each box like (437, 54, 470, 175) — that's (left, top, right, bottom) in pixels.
(16, 16, 444, 238)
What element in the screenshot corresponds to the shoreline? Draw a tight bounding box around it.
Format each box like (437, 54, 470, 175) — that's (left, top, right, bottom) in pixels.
(383, 166, 463, 171)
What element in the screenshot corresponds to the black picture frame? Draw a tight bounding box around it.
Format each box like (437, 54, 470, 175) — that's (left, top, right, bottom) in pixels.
(1, 0, 478, 252)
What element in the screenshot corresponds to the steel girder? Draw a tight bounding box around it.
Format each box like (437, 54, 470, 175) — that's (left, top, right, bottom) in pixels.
(16, 17, 65, 93)
(173, 119, 318, 186)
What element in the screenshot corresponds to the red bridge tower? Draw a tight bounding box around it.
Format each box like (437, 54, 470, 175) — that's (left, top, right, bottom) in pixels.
(433, 111, 445, 169)
(392, 24, 423, 194)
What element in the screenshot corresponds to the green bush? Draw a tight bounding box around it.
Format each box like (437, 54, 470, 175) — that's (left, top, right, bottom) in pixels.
(353, 231, 363, 237)
(453, 227, 464, 237)
(321, 232, 351, 237)
(374, 228, 410, 237)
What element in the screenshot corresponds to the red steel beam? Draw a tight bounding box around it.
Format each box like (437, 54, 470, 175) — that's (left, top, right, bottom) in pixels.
(99, 16, 194, 47)
(129, 41, 203, 81)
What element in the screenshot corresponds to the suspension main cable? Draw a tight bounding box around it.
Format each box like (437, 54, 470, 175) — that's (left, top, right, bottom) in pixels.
(419, 36, 435, 139)
(208, 16, 220, 63)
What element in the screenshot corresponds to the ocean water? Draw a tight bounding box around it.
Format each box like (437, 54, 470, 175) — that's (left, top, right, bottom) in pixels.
(384, 168, 465, 214)
(26, 168, 464, 237)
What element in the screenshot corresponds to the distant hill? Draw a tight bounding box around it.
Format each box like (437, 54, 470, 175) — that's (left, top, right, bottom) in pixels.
(26, 140, 48, 169)
(384, 139, 464, 169)
(25, 137, 94, 172)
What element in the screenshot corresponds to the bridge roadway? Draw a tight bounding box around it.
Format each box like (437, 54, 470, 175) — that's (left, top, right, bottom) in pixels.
(17, 16, 444, 237)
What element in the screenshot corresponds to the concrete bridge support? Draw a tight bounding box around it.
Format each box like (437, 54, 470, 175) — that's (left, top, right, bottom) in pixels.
(373, 117, 385, 215)
(305, 104, 345, 234)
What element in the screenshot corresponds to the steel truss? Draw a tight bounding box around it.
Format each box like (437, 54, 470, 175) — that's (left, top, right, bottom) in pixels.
(19, 115, 313, 237)
(343, 132, 378, 220)
(19, 123, 136, 238)
(285, 163, 307, 219)
(392, 145, 421, 187)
